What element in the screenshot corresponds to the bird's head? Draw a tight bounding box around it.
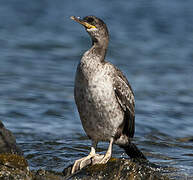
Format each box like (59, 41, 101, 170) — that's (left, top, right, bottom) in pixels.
(71, 15, 109, 45)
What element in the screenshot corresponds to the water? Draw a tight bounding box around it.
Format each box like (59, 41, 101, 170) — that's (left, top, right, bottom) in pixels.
(0, 0, 193, 178)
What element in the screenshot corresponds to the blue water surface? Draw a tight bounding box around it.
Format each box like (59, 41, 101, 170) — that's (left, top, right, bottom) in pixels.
(0, 0, 193, 178)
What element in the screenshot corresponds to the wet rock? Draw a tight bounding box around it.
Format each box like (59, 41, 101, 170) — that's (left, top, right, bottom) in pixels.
(32, 169, 65, 180)
(0, 153, 32, 180)
(0, 155, 170, 179)
(0, 120, 170, 179)
(0, 121, 31, 179)
(0, 120, 23, 155)
(63, 158, 170, 180)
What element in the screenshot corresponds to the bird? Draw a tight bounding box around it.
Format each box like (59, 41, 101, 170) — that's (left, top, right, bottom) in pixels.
(71, 15, 146, 174)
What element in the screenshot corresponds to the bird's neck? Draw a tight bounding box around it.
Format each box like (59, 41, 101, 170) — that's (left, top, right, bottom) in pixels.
(83, 38, 108, 63)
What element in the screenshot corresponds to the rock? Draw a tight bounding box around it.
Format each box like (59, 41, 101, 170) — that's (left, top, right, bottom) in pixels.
(32, 169, 65, 180)
(63, 158, 170, 180)
(0, 155, 170, 179)
(0, 153, 32, 180)
(0, 121, 31, 179)
(0, 121, 23, 155)
(0, 121, 171, 179)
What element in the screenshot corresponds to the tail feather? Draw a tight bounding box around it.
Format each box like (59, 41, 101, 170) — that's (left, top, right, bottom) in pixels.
(119, 142, 147, 160)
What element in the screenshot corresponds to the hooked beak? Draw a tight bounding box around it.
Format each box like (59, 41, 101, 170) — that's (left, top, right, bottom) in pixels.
(70, 16, 96, 29)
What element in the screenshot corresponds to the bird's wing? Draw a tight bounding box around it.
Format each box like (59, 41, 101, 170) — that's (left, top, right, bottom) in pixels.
(113, 67, 135, 138)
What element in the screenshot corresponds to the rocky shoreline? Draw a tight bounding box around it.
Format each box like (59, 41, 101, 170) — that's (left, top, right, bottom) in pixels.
(0, 120, 170, 180)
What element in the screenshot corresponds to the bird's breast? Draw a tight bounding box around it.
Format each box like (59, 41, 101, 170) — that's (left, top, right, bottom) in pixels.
(75, 62, 114, 104)
(74, 63, 124, 141)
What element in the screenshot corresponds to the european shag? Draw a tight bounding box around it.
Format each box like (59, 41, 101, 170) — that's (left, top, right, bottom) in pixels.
(71, 15, 146, 173)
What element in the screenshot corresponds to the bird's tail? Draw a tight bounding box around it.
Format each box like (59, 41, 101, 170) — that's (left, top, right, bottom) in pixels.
(119, 142, 147, 160)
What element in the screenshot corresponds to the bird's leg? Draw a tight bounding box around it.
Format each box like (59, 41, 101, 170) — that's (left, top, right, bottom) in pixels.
(92, 138, 114, 165)
(79, 146, 96, 169)
(99, 138, 113, 164)
(71, 141, 98, 174)
(71, 139, 114, 173)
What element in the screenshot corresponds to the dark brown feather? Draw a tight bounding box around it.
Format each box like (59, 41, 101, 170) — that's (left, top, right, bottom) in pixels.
(113, 67, 135, 138)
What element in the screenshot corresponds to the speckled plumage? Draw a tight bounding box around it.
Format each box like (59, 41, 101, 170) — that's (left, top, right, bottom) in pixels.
(71, 15, 146, 173)
(74, 16, 135, 145)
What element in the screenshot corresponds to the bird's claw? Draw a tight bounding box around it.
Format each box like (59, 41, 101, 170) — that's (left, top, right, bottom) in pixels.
(98, 152, 111, 164)
(71, 156, 91, 174)
(72, 150, 114, 174)
(91, 154, 105, 165)
(71, 154, 106, 174)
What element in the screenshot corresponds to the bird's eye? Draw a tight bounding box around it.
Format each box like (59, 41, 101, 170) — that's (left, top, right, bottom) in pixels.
(87, 17, 94, 23)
